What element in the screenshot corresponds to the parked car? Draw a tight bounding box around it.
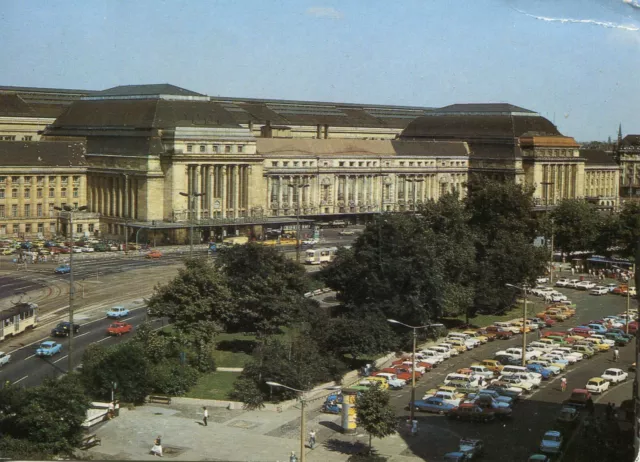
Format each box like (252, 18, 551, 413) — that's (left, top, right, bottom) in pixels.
(575, 281, 596, 290)
(526, 363, 554, 379)
(528, 455, 551, 462)
(339, 230, 355, 236)
(467, 389, 514, 407)
(302, 238, 319, 245)
(536, 277, 549, 284)
(556, 406, 579, 426)
(106, 306, 130, 318)
(146, 250, 162, 259)
(485, 326, 514, 339)
(590, 286, 609, 295)
(371, 372, 406, 389)
(51, 321, 80, 337)
(444, 439, 485, 462)
(447, 404, 495, 422)
(555, 279, 571, 287)
(564, 389, 592, 408)
(586, 377, 610, 394)
(495, 375, 534, 393)
(106, 321, 134, 336)
(539, 430, 563, 454)
(468, 396, 513, 418)
(601, 368, 628, 384)
(36, 341, 62, 357)
(0, 351, 11, 367)
(54, 264, 71, 274)
(484, 383, 523, 400)
(409, 397, 457, 414)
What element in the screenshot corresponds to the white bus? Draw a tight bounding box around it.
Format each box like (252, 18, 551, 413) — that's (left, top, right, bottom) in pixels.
(0, 302, 38, 342)
(305, 247, 338, 265)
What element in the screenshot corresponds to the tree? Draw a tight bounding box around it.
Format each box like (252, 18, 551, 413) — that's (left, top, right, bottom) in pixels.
(355, 384, 397, 453)
(217, 243, 312, 338)
(616, 201, 640, 258)
(592, 212, 620, 258)
(0, 374, 90, 458)
(551, 199, 600, 257)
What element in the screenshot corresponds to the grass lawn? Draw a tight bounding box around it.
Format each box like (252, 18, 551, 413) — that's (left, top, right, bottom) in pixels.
(212, 329, 291, 368)
(185, 371, 241, 400)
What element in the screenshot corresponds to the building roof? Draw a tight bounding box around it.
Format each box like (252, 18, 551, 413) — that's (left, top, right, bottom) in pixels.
(0, 141, 86, 167)
(621, 135, 640, 147)
(257, 138, 469, 157)
(519, 136, 580, 148)
(85, 84, 207, 100)
(0, 94, 35, 117)
(432, 103, 537, 115)
(580, 149, 618, 166)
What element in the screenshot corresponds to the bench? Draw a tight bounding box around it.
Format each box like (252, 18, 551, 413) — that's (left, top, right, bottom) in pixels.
(80, 434, 102, 449)
(148, 395, 172, 405)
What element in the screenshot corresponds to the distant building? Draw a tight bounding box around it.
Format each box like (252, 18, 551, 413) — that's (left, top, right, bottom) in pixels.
(618, 135, 640, 200)
(580, 149, 620, 208)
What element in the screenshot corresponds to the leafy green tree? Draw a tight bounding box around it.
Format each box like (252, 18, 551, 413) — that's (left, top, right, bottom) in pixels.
(355, 384, 398, 453)
(0, 374, 90, 457)
(81, 342, 152, 404)
(593, 212, 620, 258)
(616, 201, 640, 258)
(466, 177, 547, 315)
(149, 360, 200, 396)
(217, 243, 312, 338)
(551, 199, 601, 257)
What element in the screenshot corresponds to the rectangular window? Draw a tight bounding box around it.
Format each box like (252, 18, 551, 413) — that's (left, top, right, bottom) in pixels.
(37, 223, 44, 233)
(271, 161, 279, 167)
(225, 145, 231, 153)
(0, 189, 4, 199)
(72, 176, 80, 183)
(49, 176, 56, 183)
(37, 188, 43, 198)
(200, 145, 205, 153)
(0, 225, 5, 235)
(11, 189, 17, 198)
(339, 161, 345, 167)
(37, 176, 44, 186)
(76, 224, 83, 233)
(25, 224, 31, 233)
(49, 204, 54, 215)
(283, 161, 289, 167)
(49, 188, 55, 198)
(61, 188, 66, 198)
(12, 224, 19, 234)
(11, 205, 18, 218)
(24, 188, 30, 199)
(24, 204, 30, 217)
(0, 176, 5, 184)
(213, 145, 219, 153)
(49, 222, 56, 233)
(73, 188, 79, 198)
(88, 223, 94, 232)
(23, 136, 33, 141)
(11, 176, 19, 183)
(3, 136, 16, 141)
(24, 176, 32, 183)
(0, 205, 4, 218)
(187, 145, 193, 152)
(36, 204, 43, 217)
(61, 176, 68, 183)
(238, 145, 244, 153)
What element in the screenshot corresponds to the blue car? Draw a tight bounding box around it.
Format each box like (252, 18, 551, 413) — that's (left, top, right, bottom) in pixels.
(527, 363, 553, 380)
(36, 341, 62, 357)
(54, 265, 71, 274)
(468, 390, 514, 406)
(409, 397, 457, 414)
(106, 306, 130, 318)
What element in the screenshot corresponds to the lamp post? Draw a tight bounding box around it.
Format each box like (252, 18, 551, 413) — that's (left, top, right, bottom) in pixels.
(179, 191, 205, 257)
(386, 319, 444, 424)
(540, 181, 555, 283)
(405, 177, 425, 215)
(288, 182, 310, 263)
(54, 204, 87, 373)
(627, 264, 636, 335)
(506, 283, 529, 366)
(265, 381, 339, 462)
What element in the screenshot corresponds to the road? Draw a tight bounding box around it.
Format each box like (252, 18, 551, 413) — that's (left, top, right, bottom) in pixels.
(386, 283, 636, 461)
(0, 307, 164, 388)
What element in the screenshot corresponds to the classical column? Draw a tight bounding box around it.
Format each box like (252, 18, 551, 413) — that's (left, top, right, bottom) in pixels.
(221, 166, 228, 218)
(207, 165, 214, 217)
(277, 176, 283, 214)
(233, 165, 240, 218)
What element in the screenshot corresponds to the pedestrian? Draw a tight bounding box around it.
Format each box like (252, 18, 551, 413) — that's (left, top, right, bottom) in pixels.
(589, 268, 592, 276)
(411, 419, 418, 436)
(560, 377, 567, 392)
(571, 267, 575, 275)
(308, 429, 316, 449)
(202, 406, 208, 427)
(151, 435, 163, 457)
(614, 349, 620, 362)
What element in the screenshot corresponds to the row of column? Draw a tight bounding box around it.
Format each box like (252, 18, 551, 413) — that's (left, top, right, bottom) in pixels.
(542, 164, 576, 204)
(186, 164, 250, 219)
(88, 175, 138, 219)
(587, 171, 616, 197)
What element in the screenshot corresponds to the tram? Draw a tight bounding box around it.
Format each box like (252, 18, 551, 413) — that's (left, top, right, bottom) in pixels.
(0, 302, 38, 342)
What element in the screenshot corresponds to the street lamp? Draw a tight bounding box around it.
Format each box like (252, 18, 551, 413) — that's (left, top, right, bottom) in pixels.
(405, 177, 425, 215)
(288, 182, 310, 263)
(386, 319, 444, 424)
(265, 381, 339, 462)
(179, 191, 206, 257)
(54, 204, 87, 373)
(506, 283, 529, 367)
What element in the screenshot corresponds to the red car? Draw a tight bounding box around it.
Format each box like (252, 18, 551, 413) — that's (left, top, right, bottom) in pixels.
(485, 326, 513, 339)
(381, 367, 412, 382)
(146, 250, 162, 259)
(106, 321, 133, 336)
(542, 316, 556, 327)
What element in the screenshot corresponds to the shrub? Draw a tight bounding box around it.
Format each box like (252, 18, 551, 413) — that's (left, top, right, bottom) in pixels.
(149, 361, 201, 396)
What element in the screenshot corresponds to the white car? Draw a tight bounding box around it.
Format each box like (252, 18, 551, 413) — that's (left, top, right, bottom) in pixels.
(528, 341, 555, 353)
(575, 281, 596, 290)
(422, 390, 462, 406)
(534, 287, 555, 298)
(586, 377, 610, 394)
(427, 346, 451, 359)
(417, 350, 445, 364)
(0, 351, 10, 367)
(567, 279, 581, 288)
(590, 334, 616, 346)
(549, 350, 578, 364)
(555, 279, 571, 288)
(546, 292, 567, 302)
(590, 286, 609, 296)
(444, 373, 480, 387)
(630, 287, 637, 296)
(512, 372, 542, 388)
(553, 347, 584, 362)
(81, 246, 94, 252)
(601, 368, 628, 384)
(72, 247, 83, 253)
(302, 238, 319, 245)
(496, 375, 534, 392)
(536, 277, 549, 284)
(445, 336, 477, 349)
(498, 347, 541, 361)
(468, 365, 495, 379)
(438, 343, 460, 356)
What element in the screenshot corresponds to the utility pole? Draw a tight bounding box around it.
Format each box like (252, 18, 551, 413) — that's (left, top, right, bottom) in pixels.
(288, 182, 310, 263)
(179, 191, 205, 257)
(54, 204, 87, 373)
(541, 181, 555, 283)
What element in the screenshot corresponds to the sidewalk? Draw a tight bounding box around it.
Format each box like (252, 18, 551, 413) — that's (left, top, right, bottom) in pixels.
(81, 398, 424, 461)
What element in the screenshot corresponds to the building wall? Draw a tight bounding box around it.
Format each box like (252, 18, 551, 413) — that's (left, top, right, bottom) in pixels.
(585, 167, 620, 208)
(620, 153, 640, 199)
(0, 169, 98, 238)
(0, 117, 54, 141)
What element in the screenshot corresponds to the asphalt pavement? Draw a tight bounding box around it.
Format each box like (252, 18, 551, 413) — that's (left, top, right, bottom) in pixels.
(387, 280, 637, 461)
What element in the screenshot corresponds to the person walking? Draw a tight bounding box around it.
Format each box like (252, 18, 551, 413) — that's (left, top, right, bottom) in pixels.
(202, 406, 208, 427)
(308, 429, 316, 449)
(411, 419, 418, 436)
(560, 377, 567, 392)
(614, 348, 620, 362)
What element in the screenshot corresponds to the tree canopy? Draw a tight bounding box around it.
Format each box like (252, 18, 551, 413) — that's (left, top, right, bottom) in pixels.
(355, 384, 398, 453)
(551, 199, 601, 257)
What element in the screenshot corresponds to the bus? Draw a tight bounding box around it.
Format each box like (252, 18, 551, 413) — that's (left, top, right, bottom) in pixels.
(305, 247, 338, 266)
(0, 302, 38, 342)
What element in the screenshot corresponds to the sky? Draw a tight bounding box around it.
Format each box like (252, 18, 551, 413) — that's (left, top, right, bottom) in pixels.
(1, 0, 639, 141)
